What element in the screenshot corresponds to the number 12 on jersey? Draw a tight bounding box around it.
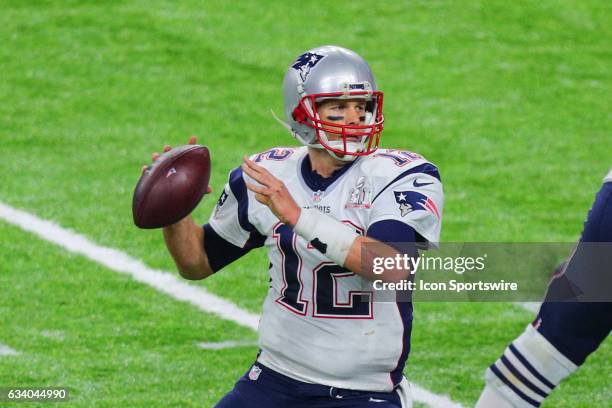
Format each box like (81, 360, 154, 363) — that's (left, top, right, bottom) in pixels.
(272, 223, 373, 319)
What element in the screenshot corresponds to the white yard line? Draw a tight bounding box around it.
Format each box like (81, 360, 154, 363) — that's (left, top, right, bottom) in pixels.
(0, 202, 259, 331)
(197, 340, 258, 350)
(0, 201, 463, 408)
(0, 343, 20, 356)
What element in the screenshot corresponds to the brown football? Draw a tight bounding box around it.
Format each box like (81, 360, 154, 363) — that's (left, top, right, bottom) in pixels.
(132, 144, 211, 229)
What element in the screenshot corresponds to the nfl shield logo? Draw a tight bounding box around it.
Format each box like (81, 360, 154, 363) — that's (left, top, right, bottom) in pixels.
(313, 190, 323, 202)
(248, 365, 262, 381)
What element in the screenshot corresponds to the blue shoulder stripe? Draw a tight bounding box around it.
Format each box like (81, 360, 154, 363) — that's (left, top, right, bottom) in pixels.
(371, 163, 441, 204)
(228, 167, 258, 233)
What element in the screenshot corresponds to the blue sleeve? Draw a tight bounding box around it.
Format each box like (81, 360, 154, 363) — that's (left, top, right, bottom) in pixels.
(580, 182, 612, 242)
(203, 223, 265, 272)
(367, 219, 418, 258)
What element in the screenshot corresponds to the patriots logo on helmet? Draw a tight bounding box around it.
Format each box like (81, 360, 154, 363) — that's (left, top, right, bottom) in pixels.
(394, 190, 440, 218)
(292, 52, 324, 82)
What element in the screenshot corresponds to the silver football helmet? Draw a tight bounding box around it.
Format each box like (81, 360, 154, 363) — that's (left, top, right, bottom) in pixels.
(282, 45, 384, 161)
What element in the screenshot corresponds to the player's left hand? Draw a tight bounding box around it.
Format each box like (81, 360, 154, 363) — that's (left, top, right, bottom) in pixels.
(242, 157, 301, 226)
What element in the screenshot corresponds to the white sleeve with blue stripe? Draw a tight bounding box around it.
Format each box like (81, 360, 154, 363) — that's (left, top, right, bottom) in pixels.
(369, 170, 443, 245)
(207, 168, 253, 248)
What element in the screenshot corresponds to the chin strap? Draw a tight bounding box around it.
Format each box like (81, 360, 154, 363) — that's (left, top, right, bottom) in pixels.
(271, 109, 322, 148)
(270, 109, 293, 133)
(326, 148, 360, 162)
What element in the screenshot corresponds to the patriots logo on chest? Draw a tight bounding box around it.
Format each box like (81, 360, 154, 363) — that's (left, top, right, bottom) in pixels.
(394, 190, 440, 218)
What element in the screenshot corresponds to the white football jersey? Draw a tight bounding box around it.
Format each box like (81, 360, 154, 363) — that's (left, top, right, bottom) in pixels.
(604, 166, 612, 183)
(208, 146, 444, 391)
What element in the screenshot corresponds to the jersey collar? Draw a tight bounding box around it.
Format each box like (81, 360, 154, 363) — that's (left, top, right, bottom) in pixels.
(300, 154, 357, 192)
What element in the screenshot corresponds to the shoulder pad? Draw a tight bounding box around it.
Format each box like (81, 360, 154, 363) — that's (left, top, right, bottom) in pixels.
(248, 146, 306, 173)
(359, 148, 440, 182)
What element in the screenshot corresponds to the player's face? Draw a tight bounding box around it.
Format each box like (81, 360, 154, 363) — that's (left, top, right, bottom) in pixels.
(316, 99, 367, 139)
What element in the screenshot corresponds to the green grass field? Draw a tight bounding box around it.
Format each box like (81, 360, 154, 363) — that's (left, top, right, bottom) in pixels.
(1, 0, 610, 406)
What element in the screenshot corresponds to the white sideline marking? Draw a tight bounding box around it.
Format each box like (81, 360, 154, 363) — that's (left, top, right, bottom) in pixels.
(197, 340, 258, 350)
(0, 202, 259, 331)
(0, 343, 20, 356)
(0, 202, 463, 408)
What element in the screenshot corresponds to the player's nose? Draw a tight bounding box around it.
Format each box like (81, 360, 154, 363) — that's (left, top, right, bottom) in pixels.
(346, 106, 361, 125)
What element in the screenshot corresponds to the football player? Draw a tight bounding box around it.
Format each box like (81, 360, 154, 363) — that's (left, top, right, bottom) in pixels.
(154, 45, 444, 407)
(475, 168, 612, 407)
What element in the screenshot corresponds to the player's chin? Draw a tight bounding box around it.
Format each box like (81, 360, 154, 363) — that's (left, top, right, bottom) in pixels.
(327, 134, 361, 142)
